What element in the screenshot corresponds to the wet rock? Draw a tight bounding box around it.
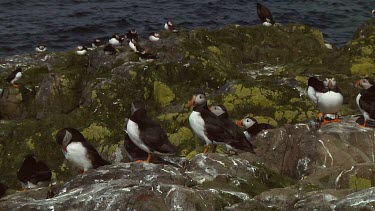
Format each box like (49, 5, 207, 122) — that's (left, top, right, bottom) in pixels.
(335, 187, 375, 210)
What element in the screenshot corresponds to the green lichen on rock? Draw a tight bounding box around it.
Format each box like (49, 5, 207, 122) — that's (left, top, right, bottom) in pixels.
(82, 123, 112, 144)
(349, 175, 372, 190)
(153, 81, 175, 107)
(350, 57, 375, 76)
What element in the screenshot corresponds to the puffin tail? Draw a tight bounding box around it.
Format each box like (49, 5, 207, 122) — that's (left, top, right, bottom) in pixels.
(155, 143, 180, 156)
(96, 157, 111, 168)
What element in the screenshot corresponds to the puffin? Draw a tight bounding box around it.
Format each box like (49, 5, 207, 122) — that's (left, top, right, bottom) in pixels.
(126, 29, 139, 41)
(137, 50, 157, 62)
(55, 128, 111, 173)
(210, 105, 255, 153)
(129, 38, 144, 52)
(237, 117, 275, 140)
(308, 77, 343, 124)
(256, 3, 275, 26)
(355, 78, 375, 127)
(92, 38, 104, 48)
(109, 34, 121, 46)
(127, 101, 179, 163)
(372, 9, 375, 15)
(164, 21, 179, 32)
(75, 45, 88, 55)
(103, 44, 116, 55)
(17, 154, 52, 190)
(5, 67, 22, 87)
(189, 94, 256, 153)
(0, 183, 7, 198)
(149, 32, 160, 42)
(35, 45, 47, 52)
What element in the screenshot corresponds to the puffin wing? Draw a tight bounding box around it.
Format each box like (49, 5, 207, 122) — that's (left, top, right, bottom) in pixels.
(81, 140, 111, 168)
(29, 161, 52, 183)
(308, 77, 325, 92)
(139, 119, 178, 155)
(222, 118, 255, 153)
(257, 3, 274, 24)
(201, 111, 236, 142)
(359, 86, 375, 118)
(5, 70, 17, 82)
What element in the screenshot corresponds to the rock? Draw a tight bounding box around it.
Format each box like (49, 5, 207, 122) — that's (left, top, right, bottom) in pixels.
(335, 187, 375, 210)
(0, 87, 27, 119)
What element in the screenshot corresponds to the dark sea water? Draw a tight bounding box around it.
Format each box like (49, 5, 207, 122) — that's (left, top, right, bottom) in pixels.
(0, 0, 374, 58)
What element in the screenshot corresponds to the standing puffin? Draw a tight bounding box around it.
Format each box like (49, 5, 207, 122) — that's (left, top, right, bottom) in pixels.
(129, 39, 144, 53)
(210, 105, 255, 153)
(257, 3, 275, 26)
(17, 154, 52, 190)
(55, 128, 111, 173)
(237, 117, 275, 140)
(75, 45, 88, 55)
(164, 21, 179, 32)
(126, 29, 139, 41)
(189, 94, 255, 153)
(355, 78, 375, 127)
(126, 101, 179, 163)
(5, 67, 22, 87)
(308, 77, 343, 124)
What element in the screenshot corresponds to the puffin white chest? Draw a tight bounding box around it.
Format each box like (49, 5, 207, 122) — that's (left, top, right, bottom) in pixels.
(127, 120, 151, 153)
(129, 41, 137, 51)
(356, 93, 364, 113)
(189, 111, 212, 145)
(307, 87, 322, 104)
(12, 72, 22, 84)
(317, 91, 343, 114)
(109, 38, 120, 46)
(65, 142, 93, 171)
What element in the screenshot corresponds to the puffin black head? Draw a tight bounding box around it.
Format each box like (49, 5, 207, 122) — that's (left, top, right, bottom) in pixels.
(55, 128, 86, 149)
(355, 78, 374, 89)
(210, 105, 229, 118)
(15, 67, 22, 73)
(237, 117, 257, 129)
(323, 78, 336, 90)
(131, 100, 146, 114)
(188, 93, 207, 108)
(17, 154, 37, 182)
(372, 9, 375, 15)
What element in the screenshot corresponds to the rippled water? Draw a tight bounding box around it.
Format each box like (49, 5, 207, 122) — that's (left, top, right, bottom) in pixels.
(0, 0, 374, 58)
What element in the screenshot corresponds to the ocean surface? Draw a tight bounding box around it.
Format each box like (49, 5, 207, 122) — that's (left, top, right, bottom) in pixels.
(0, 0, 374, 58)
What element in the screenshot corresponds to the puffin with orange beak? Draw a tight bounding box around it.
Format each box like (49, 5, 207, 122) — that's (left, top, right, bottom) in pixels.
(355, 78, 375, 127)
(188, 94, 253, 153)
(210, 105, 255, 153)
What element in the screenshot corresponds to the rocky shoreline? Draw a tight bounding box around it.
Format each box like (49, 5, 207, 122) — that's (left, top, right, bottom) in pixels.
(1, 19, 375, 210)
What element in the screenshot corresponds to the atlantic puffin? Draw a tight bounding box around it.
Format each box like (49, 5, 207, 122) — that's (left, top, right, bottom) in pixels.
(75, 45, 88, 55)
(109, 34, 121, 46)
(0, 183, 7, 198)
(372, 9, 375, 15)
(210, 105, 255, 153)
(256, 3, 275, 26)
(149, 32, 160, 42)
(17, 154, 52, 190)
(189, 94, 255, 153)
(126, 29, 139, 41)
(35, 45, 47, 52)
(237, 117, 275, 140)
(126, 101, 179, 163)
(164, 21, 179, 32)
(103, 44, 116, 55)
(92, 38, 104, 48)
(137, 50, 157, 62)
(308, 77, 343, 124)
(355, 78, 375, 127)
(129, 38, 144, 52)
(55, 128, 111, 173)
(5, 67, 22, 87)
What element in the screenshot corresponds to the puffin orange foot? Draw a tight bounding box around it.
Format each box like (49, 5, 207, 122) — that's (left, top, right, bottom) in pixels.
(12, 84, 20, 88)
(203, 146, 210, 153)
(323, 119, 332, 125)
(332, 118, 340, 123)
(18, 189, 28, 192)
(136, 160, 146, 163)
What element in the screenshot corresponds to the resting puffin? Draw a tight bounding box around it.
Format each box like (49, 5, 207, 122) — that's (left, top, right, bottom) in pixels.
(237, 117, 275, 140)
(55, 128, 111, 173)
(308, 77, 343, 124)
(189, 94, 255, 153)
(103, 44, 116, 55)
(17, 154, 52, 190)
(355, 78, 375, 127)
(5, 67, 22, 87)
(149, 32, 160, 42)
(164, 21, 179, 32)
(75, 45, 88, 55)
(109, 34, 121, 46)
(127, 101, 179, 163)
(256, 3, 275, 26)
(210, 105, 255, 153)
